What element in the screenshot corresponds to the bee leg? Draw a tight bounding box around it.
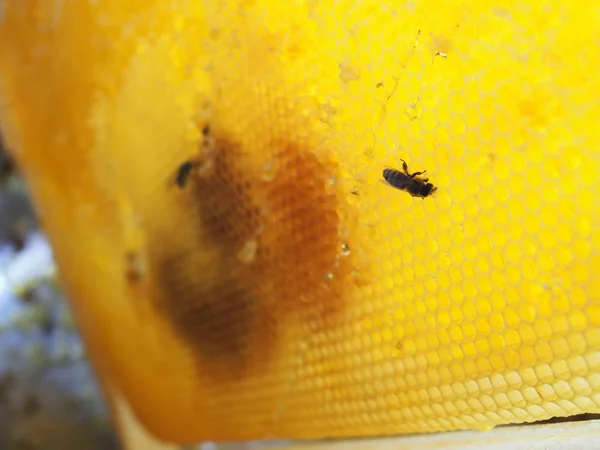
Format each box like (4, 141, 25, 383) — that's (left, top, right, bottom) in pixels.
(400, 159, 410, 175)
(422, 178, 429, 182)
(410, 170, 426, 178)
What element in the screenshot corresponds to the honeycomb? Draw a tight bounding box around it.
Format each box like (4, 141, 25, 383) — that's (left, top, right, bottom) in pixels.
(0, 0, 599, 444)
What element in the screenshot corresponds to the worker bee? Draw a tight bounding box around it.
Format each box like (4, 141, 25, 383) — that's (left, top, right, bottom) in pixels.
(172, 160, 203, 188)
(171, 125, 212, 189)
(382, 159, 437, 198)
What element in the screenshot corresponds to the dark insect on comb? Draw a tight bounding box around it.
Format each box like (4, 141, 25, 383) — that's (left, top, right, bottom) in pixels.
(382, 159, 437, 198)
(173, 160, 203, 189)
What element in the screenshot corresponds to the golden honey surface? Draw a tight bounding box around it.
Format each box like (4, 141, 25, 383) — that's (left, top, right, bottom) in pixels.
(0, 0, 599, 443)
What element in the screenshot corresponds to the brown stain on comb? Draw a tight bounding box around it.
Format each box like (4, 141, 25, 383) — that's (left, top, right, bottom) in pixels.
(152, 131, 353, 380)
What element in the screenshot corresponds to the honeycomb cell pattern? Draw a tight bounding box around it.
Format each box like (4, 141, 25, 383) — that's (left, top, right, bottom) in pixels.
(0, 0, 599, 443)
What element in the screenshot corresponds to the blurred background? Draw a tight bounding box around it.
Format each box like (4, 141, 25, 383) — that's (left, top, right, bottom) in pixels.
(0, 133, 120, 449)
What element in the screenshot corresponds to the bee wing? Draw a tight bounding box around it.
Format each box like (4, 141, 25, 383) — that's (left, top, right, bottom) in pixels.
(380, 177, 408, 191)
(381, 166, 410, 190)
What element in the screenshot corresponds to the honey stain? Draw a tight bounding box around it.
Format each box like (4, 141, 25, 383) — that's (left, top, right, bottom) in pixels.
(152, 132, 353, 380)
